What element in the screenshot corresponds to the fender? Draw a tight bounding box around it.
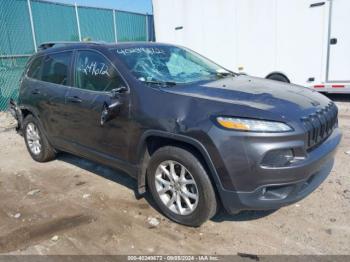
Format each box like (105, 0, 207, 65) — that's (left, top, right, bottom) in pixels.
(9, 99, 24, 134)
(19, 104, 41, 121)
(17, 104, 53, 142)
(9, 102, 41, 135)
(136, 130, 225, 196)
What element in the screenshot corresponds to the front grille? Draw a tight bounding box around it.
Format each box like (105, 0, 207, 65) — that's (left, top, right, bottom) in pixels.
(301, 102, 338, 151)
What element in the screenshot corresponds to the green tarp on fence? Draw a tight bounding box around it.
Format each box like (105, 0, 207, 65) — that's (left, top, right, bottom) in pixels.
(0, 57, 29, 110)
(31, 0, 79, 44)
(78, 7, 115, 42)
(0, 0, 34, 55)
(116, 11, 147, 42)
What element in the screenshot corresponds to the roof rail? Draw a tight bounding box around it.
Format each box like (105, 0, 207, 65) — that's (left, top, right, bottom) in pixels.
(37, 42, 78, 51)
(37, 41, 107, 51)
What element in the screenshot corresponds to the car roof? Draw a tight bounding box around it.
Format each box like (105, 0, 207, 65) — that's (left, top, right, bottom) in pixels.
(36, 41, 173, 55)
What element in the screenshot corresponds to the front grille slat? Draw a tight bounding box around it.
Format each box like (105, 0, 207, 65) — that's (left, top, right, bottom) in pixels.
(301, 102, 337, 151)
(324, 106, 331, 135)
(318, 109, 326, 138)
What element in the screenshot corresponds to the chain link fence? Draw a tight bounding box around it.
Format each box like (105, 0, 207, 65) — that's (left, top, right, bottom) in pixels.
(0, 0, 154, 110)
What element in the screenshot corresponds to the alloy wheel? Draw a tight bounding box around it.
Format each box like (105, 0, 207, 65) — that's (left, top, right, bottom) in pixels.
(154, 160, 199, 215)
(26, 123, 42, 155)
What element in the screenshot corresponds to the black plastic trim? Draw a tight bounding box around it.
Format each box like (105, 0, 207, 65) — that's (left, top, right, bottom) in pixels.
(310, 2, 325, 8)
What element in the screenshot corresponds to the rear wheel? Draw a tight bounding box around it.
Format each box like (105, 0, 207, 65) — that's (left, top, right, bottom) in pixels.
(147, 146, 217, 226)
(23, 115, 56, 162)
(267, 73, 290, 83)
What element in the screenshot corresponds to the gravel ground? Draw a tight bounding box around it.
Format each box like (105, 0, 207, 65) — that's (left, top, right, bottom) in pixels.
(0, 95, 349, 255)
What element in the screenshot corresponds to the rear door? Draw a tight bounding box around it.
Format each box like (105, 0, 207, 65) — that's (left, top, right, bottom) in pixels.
(41, 51, 73, 141)
(63, 50, 131, 161)
(327, 0, 350, 82)
(23, 51, 72, 144)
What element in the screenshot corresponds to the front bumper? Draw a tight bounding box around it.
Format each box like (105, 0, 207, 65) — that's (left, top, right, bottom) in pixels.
(207, 127, 341, 214)
(220, 157, 334, 214)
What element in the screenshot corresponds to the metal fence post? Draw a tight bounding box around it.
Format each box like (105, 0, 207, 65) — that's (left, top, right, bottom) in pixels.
(75, 3, 82, 41)
(113, 9, 118, 43)
(27, 0, 37, 52)
(145, 13, 149, 42)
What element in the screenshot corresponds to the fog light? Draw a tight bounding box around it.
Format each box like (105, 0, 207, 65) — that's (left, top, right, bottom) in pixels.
(261, 149, 294, 167)
(260, 185, 294, 200)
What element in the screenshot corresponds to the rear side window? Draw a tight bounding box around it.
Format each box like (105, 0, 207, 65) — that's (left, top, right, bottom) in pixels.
(41, 51, 72, 85)
(74, 50, 126, 92)
(27, 56, 43, 80)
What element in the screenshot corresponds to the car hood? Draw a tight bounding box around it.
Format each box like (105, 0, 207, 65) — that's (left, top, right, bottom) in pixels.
(161, 75, 331, 121)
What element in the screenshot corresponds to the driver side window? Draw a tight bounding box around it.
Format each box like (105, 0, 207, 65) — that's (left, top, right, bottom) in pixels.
(75, 50, 125, 92)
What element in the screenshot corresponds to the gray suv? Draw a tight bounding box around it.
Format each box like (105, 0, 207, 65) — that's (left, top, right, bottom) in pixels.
(10, 42, 341, 226)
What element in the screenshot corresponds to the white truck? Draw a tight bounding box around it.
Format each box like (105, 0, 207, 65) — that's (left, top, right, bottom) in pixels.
(152, 0, 350, 93)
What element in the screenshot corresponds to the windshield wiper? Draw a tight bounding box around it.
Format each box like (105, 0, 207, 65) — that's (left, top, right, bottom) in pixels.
(215, 69, 236, 78)
(142, 80, 177, 87)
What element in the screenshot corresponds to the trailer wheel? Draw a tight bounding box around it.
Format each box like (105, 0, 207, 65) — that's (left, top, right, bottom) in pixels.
(266, 73, 290, 83)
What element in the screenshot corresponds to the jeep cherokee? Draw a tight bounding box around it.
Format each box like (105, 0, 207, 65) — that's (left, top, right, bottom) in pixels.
(10, 42, 341, 226)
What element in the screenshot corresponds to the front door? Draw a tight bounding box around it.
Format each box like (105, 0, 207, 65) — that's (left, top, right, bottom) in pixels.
(63, 50, 130, 161)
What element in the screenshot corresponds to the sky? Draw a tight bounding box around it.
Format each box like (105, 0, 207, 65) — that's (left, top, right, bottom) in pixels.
(46, 0, 153, 14)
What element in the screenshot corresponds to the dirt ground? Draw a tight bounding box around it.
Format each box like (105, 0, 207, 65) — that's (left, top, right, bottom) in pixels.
(0, 95, 349, 255)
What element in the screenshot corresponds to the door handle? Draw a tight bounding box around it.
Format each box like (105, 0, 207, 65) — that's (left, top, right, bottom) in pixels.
(330, 38, 337, 45)
(310, 2, 325, 8)
(67, 96, 83, 103)
(31, 89, 40, 95)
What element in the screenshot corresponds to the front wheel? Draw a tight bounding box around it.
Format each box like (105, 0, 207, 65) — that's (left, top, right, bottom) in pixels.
(147, 146, 217, 227)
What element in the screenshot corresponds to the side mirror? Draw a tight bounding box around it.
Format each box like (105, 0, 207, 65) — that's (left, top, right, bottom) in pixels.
(100, 101, 122, 126)
(111, 86, 127, 98)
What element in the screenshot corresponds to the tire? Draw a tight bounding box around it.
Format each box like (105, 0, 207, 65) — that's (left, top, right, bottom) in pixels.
(267, 73, 290, 83)
(23, 114, 56, 162)
(147, 146, 217, 226)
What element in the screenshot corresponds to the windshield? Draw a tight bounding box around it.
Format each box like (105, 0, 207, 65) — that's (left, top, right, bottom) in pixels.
(113, 45, 232, 84)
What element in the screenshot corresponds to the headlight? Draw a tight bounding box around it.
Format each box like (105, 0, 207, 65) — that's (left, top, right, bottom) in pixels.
(216, 117, 292, 132)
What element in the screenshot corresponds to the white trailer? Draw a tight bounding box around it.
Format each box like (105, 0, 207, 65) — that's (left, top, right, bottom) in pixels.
(152, 0, 350, 93)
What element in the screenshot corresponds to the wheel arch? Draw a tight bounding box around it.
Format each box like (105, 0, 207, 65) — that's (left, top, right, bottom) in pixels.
(21, 108, 32, 119)
(19, 105, 52, 142)
(10, 104, 37, 135)
(20, 105, 40, 120)
(136, 130, 223, 197)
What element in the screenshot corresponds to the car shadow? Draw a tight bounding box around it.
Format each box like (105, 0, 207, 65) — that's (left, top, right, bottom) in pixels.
(211, 209, 277, 223)
(56, 152, 160, 211)
(57, 152, 278, 223)
(326, 93, 350, 102)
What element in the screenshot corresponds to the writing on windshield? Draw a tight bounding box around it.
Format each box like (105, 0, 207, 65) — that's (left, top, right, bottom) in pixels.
(114, 46, 226, 84)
